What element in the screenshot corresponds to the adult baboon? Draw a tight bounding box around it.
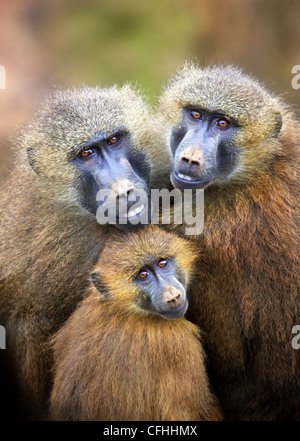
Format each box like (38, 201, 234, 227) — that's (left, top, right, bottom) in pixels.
(158, 64, 300, 420)
(0, 85, 171, 419)
(50, 226, 222, 421)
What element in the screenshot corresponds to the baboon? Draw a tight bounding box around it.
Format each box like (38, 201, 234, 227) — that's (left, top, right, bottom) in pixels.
(0, 85, 171, 419)
(158, 64, 300, 420)
(50, 226, 222, 421)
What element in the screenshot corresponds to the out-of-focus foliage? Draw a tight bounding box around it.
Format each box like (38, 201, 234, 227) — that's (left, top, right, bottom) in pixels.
(46, 0, 197, 97)
(0, 0, 299, 182)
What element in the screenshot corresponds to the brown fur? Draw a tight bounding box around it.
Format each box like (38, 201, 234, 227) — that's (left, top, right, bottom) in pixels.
(50, 226, 222, 421)
(158, 64, 300, 420)
(0, 86, 171, 419)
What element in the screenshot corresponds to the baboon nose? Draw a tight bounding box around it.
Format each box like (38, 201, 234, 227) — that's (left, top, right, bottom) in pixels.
(162, 286, 184, 309)
(112, 179, 135, 200)
(180, 146, 203, 168)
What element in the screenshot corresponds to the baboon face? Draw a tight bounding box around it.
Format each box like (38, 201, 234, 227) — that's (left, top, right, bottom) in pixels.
(25, 86, 154, 229)
(91, 227, 197, 319)
(159, 65, 283, 190)
(73, 129, 151, 228)
(134, 257, 188, 319)
(170, 106, 239, 189)
(92, 256, 188, 319)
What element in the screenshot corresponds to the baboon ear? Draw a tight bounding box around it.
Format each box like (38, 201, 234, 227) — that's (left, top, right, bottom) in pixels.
(272, 113, 283, 138)
(91, 271, 110, 299)
(27, 147, 39, 174)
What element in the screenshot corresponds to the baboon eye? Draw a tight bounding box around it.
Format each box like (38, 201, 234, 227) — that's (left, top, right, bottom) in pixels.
(189, 109, 202, 120)
(216, 118, 230, 128)
(78, 148, 95, 158)
(138, 270, 150, 279)
(190, 110, 202, 119)
(106, 134, 120, 146)
(158, 258, 168, 268)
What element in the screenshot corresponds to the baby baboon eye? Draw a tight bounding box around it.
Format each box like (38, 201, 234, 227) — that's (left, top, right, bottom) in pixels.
(189, 109, 202, 120)
(138, 270, 150, 279)
(157, 258, 168, 268)
(106, 134, 121, 146)
(78, 148, 95, 158)
(215, 118, 230, 128)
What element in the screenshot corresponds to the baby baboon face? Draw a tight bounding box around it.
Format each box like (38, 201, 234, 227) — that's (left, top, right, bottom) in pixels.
(92, 255, 188, 320)
(134, 256, 188, 319)
(90, 227, 197, 320)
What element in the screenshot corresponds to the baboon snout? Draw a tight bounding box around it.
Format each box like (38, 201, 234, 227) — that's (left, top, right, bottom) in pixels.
(162, 286, 184, 309)
(180, 146, 203, 168)
(112, 178, 135, 200)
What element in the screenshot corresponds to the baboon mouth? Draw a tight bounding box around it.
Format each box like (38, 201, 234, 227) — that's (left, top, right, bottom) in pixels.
(117, 203, 146, 221)
(177, 173, 196, 181)
(127, 203, 145, 219)
(172, 170, 212, 189)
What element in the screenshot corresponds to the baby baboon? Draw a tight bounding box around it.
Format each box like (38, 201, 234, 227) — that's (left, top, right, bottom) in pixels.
(158, 64, 300, 420)
(50, 226, 222, 421)
(0, 85, 171, 419)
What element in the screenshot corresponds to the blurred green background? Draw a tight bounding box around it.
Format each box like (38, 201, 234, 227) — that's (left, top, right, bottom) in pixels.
(0, 0, 299, 182)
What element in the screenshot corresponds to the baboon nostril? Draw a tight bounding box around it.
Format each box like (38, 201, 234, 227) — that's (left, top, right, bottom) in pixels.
(169, 298, 183, 307)
(127, 188, 135, 197)
(167, 292, 180, 304)
(117, 188, 134, 201)
(180, 146, 203, 168)
(112, 179, 135, 200)
(163, 286, 184, 308)
(181, 157, 200, 167)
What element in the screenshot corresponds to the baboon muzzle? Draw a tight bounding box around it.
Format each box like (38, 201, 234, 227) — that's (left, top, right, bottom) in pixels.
(153, 285, 188, 319)
(162, 285, 184, 309)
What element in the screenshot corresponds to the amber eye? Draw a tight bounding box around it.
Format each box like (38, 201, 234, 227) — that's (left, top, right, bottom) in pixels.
(138, 270, 150, 279)
(216, 119, 230, 128)
(157, 258, 168, 268)
(189, 109, 202, 120)
(79, 148, 94, 158)
(106, 134, 120, 145)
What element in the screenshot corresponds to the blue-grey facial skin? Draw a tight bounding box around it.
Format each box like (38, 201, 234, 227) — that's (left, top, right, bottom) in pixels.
(170, 107, 239, 190)
(73, 129, 151, 229)
(135, 258, 188, 319)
